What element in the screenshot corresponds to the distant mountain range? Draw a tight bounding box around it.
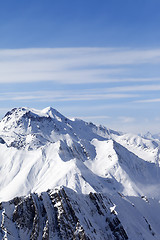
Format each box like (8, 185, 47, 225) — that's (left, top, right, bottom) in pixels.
(0, 107, 160, 239)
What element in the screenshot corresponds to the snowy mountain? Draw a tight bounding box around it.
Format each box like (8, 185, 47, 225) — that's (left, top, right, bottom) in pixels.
(140, 131, 160, 142)
(0, 107, 160, 239)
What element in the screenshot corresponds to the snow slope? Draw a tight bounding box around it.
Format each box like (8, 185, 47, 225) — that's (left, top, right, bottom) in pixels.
(0, 107, 160, 239)
(0, 107, 159, 202)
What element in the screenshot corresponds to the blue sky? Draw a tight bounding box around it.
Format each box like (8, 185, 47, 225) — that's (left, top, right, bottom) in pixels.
(0, 0, 160, 133)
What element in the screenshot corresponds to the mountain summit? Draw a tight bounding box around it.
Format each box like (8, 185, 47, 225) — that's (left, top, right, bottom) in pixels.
(0, 107, 160, 239)
(0, 107, 112, 150)
(0, 107, 71, 149)
(0, 107, 159, 201)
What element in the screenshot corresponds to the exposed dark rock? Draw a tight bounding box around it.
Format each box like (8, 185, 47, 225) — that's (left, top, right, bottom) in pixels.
(0, 137, 5, 144)
(0, 187, 129, 240)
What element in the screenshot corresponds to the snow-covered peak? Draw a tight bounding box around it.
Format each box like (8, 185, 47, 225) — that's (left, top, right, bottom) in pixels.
(141, 131, 160, 142)
(0, 107, 115, 150)
(0, 107, 160, 202)
(0, 107, 160, 239)
(0, 107, 71, 149)
(2, 106, 65, 121)
(41, 106, 65, 121)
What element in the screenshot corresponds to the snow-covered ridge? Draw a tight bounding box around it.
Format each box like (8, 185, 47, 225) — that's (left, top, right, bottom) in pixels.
(3, 106, 64, 120)
(0, 107, 159, 202)
(0, 107, 160, 239)
(0, 106, 111, 150)
(140, 131, 160, 142)
(0, 107, 75, 149)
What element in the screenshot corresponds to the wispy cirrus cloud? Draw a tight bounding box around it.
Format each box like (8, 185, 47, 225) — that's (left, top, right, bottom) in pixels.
(103, 84, 160, 92)
(0, 47, 160, 84)
(1, 47, 160, 64)
(71, 115, 110, 120)
(0, 47, 159, 134)
(118, 116, 135, 123)
(135, 98, 160, 103)
(0, 90, 139, 102)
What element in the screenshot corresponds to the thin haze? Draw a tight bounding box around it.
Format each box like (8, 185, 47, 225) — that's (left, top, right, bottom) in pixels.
(0, 0, 160, 134)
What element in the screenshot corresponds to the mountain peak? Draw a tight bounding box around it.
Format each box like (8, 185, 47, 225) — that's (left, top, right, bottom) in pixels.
(41, 106, 66, 121)
(0, 107, 69, 150)
(0, 108, 160, 238)
(3, 106, 65, 121)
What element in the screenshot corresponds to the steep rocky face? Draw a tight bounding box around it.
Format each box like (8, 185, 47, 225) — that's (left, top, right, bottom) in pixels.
(0, 187, 129, 240)
(1, 187, 160, 240)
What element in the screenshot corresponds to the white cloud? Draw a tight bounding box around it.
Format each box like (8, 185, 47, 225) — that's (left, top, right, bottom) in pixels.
(72, 115, 110, 120)
(0, 68, 124, 84)
(118, 116, 135, 123)
(105, 84, 160, 92)
(0, 90, 139, 102)
(0, 47, 160, 84)
(135, 98, 160, 103)
(1, 47, 160, 64)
